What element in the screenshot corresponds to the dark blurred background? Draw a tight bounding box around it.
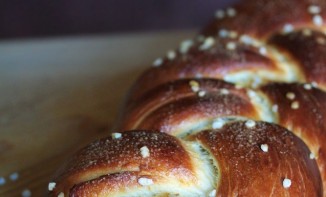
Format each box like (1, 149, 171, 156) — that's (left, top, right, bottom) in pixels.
(0, 0, 239, 39)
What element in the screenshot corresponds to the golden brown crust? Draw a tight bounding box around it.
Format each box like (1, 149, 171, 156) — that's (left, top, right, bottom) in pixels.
(70, 172, 139, 197)
(53, 0, 326, 196)
(269, 30, 326, 89)
(52, 131, 196, 196)
(118, 79, 260, 136)
(262, 83, 326, 191)
(194, 121, 322, 196)
(201, 0, 326, 39)
(52, 122, 323, 196)
(128, 41, 284, 102)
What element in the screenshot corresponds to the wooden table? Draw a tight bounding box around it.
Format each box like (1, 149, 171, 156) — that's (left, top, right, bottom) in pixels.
(0, 30, 194, 196)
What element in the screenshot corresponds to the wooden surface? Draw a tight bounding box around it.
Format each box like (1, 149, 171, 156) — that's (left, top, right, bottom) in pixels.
(0, 30, 194, 196)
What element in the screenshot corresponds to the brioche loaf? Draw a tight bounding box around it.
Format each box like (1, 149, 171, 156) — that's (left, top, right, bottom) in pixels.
(50, 0, 326, 196)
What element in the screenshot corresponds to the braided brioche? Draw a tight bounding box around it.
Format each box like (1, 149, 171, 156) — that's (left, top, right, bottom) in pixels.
(50, 0, 326, 196)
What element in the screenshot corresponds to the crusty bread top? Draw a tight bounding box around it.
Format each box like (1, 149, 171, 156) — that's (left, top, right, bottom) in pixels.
(52, 122, 322, 196)
(51, 0, 326, 196)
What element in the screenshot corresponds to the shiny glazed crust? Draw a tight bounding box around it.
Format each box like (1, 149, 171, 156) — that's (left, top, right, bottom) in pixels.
(51, 0, 326, 196)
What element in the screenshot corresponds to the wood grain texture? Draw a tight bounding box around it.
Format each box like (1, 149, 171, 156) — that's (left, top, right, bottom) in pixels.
(0, 30, 194, 196)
